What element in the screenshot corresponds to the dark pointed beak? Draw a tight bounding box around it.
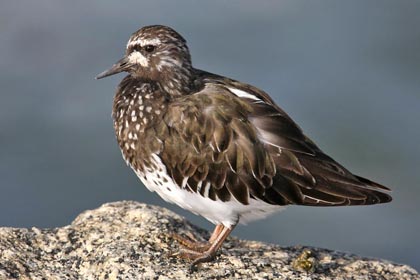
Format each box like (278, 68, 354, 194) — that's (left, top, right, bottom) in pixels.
(95, 56, 130, 79)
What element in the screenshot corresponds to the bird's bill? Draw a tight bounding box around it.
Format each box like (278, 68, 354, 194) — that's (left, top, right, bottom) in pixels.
(95, 57, 130, 79)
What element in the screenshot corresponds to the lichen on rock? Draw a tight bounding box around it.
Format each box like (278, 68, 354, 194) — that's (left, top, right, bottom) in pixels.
(0, 201, 418, 279)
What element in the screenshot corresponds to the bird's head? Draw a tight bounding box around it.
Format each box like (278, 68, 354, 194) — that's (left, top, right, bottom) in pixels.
(96, 25, 194, 95)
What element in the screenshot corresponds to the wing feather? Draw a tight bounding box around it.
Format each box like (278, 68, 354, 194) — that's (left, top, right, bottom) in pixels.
(160, 72, 392, 207)
(203, 72, 392, 206)
(162, 85, 273, 205)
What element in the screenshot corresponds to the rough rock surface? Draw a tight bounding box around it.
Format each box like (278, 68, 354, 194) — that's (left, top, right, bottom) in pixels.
(0, 201, 418, 280)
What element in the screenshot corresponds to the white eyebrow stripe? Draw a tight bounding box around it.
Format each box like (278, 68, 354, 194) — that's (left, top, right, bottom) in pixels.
(227, 87, 261, 101)
(127, 38, 161, 48)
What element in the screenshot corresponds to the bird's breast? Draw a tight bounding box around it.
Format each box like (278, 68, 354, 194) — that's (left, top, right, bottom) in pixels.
(112, 85, 169, 173)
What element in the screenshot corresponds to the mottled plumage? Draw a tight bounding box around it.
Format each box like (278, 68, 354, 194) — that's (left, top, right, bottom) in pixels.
(97, 25, 392, 268)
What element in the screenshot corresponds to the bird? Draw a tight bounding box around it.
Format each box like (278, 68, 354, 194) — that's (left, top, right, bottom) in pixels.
(96, 25, 392, 268)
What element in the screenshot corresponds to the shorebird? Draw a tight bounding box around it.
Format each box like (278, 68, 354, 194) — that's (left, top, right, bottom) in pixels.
(96, 25, 392, 268)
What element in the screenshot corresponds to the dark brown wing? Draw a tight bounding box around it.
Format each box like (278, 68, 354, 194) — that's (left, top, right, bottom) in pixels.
(162, 84, 277, 205)
(207, 73, 392, 206)
(162, 74, 392, 206)
(250, 99, 392, 206)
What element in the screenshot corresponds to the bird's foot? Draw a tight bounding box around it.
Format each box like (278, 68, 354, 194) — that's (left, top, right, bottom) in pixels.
(189, 251, 217, 271)
(171, 232, 211, 252)
(170, 247, 217, 271)
(169, 224, 235, 270)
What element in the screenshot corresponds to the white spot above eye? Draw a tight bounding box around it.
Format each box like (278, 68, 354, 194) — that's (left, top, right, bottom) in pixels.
(128, 51, 148, 67)
(127, 38, 161, 48)
(227, 87, 261, 102)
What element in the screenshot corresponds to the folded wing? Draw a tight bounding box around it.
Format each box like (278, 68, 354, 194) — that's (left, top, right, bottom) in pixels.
(222, 76, 392, 206)
(161, 73, 392, 207)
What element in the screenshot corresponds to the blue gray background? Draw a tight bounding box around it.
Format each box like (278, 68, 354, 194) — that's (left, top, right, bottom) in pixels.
(1, 0, 419, 271)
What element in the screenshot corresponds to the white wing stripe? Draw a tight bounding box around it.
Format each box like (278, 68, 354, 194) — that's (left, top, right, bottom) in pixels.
(227, 87, 262, 101)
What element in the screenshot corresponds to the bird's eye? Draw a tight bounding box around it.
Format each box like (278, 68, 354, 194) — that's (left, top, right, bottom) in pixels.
(144, 45, 155, 53)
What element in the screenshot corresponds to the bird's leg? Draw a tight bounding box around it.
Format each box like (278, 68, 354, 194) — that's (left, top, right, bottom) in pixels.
(171, 224, 224, 253)
(189, 224, 236, 269)
(172, 223, 237, 269)
(208, 224, 224, 244)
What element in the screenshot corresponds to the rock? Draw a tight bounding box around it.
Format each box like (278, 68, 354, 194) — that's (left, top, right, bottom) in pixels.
(0, 201, 418, 280)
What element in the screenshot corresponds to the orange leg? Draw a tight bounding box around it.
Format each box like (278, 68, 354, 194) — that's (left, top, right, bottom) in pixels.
(171, 224, 224, 252)
(172, 223, 237, 269)
(209, 224, 224, 244)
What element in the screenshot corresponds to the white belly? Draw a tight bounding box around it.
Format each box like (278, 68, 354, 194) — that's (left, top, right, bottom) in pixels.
(134, 154, 284, 227)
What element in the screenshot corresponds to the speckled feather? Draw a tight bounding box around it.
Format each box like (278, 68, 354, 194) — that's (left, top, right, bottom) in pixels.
(106, 25, 391, 227)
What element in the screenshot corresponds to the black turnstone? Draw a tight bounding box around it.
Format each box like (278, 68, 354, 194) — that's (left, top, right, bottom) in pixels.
(96, 25, 392, 268)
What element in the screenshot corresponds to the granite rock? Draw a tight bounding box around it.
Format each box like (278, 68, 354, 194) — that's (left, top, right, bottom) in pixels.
(0, 201, 418, 279)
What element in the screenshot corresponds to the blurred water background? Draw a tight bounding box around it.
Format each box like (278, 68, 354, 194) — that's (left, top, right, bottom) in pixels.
(1, 0, 419, 270)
